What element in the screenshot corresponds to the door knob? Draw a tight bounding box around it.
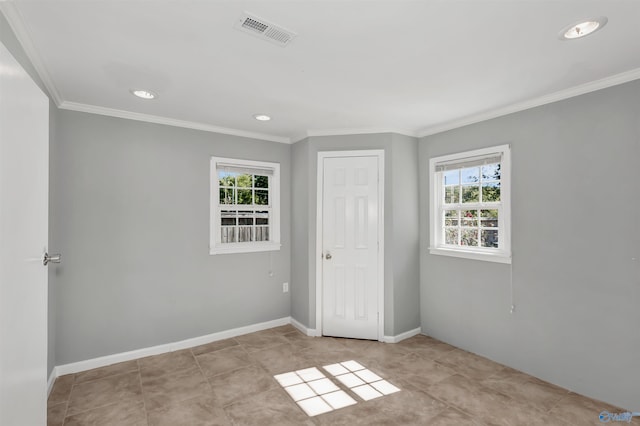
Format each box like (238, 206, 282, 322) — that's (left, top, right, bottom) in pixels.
(325, 252, 332, 260)
(43, 252, 61, 266)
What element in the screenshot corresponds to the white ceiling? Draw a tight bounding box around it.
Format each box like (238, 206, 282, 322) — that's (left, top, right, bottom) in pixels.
(4, 1, 640, 143)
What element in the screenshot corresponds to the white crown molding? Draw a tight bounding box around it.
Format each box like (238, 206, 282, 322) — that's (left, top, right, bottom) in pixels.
(5, 0, 639, 146)
(0, 2, 63, 105)
(417, 67, 640, 138)
(297, 127, 418, 143)
(54, 67, 640, 144)
(290, 132, 311, 144)
(59, 101, 292, 144)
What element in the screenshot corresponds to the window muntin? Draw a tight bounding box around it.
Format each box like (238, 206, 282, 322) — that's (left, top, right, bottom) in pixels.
(442, 163, 501, 249)
(219, 171, 270, 243)
(430, 145, 510, 263)
(210, 157, 280, 254)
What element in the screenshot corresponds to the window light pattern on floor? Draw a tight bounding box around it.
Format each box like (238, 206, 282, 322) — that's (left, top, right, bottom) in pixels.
(274, 360, 400, 417)
(324, 360, 400, 401)
(274, 367, 356, 416)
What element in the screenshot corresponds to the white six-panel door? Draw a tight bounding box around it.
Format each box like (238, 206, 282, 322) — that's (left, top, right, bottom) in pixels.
(0, 41, 49, 425)
(320, 153, 382, 340)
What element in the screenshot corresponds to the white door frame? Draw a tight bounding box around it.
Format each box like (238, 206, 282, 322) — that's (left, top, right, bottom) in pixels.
(315, 150, 385, 340)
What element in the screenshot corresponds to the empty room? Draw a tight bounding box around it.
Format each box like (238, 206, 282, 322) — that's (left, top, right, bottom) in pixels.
(1, 1, 638, 425)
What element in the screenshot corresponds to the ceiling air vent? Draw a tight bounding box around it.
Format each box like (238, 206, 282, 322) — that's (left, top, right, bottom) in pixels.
(234, 13, 296, 47)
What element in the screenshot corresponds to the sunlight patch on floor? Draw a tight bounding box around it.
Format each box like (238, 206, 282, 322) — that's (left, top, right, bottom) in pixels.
(274, 360, 400, 416)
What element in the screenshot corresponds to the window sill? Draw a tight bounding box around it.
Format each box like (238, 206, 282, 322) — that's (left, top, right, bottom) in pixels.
(429, 247, 511, 264)
(210, 242, 281, 255)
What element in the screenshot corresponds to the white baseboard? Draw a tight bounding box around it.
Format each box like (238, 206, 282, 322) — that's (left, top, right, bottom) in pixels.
(47, 367, 57, 396)
(290, 317, 314, 336)
(382, 327, 422, 343)
(290, 319, 418, 341)
(55, 316, 291, 376)
(51, 317, 413, 380)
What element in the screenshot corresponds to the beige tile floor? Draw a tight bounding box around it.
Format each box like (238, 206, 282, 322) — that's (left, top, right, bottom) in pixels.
(47, 325, 638, 425)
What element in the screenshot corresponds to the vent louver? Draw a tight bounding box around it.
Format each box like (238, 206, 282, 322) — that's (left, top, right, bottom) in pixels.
(235, 13, 296, 47)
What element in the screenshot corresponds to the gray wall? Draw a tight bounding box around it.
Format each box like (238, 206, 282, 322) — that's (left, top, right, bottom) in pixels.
(1, 12, 58, 376)
(9, 10, 637, 413)
(419, 80, 640, 411)
(51, 110, 291, 365)
(3, 12, 293, 370)
(391, 133, 420, 334)
(291, 133, 421, 337)
(290, 139, 310, 325)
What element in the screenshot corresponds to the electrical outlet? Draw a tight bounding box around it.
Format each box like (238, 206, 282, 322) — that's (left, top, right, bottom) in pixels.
(282, 282, 289, 293)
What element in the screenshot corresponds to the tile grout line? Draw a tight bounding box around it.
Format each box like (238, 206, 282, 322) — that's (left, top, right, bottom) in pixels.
(190, 347, 215, 395)
(477, 369, 572, 417)
(545, 392, 587, 426)
(68, 367, 140, 386)
(62, 400, 133, 419)
(64, 376, 73, 425)
(438, 405, 482, 425)
(420, 374, 476, 417)
(59, 374, 74, 425)
(196, 343, 259, 382)
(481, 366, 512, 382)
(203, 345, 281, 410)
(426, 351, 577, 418)
(60, 400, 69, 426)
(425, 373, 565, 425)
(135, 359, 150, 426)
(52, 330, 618, 425)
(143, 349, 217, 413)
(61, 369, 144, 420)
(142, 349, 236, 425)
(442, 402, 485, 424)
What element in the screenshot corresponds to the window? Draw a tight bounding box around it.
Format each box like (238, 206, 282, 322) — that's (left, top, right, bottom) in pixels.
(210, 157, 280, 255)
(429, 145, 511, 263)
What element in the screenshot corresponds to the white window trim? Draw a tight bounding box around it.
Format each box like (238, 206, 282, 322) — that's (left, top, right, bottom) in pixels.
(210, 156, 281, 255)
(429, 144, 511, 264)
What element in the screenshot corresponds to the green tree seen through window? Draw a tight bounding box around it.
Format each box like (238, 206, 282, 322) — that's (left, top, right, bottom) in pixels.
(219, 173, 269, 205)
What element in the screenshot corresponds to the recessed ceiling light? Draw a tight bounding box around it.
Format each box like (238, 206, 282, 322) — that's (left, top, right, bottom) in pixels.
(560, 17, 607, 40)
(253, 114, 271, 121)
(130, 89, 157, 100)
